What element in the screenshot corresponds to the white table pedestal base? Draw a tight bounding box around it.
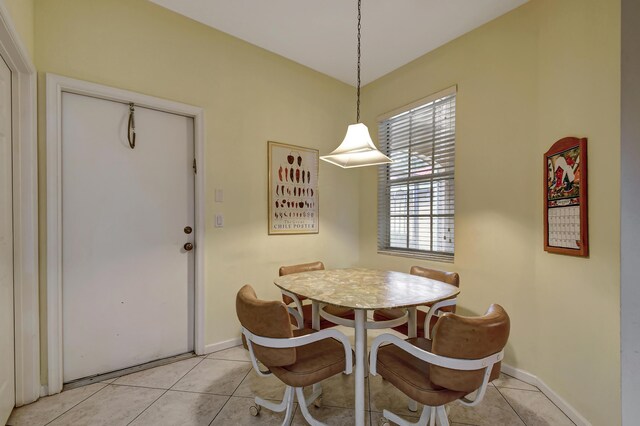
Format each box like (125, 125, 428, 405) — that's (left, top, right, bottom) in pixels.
(354, 309, 366, 426)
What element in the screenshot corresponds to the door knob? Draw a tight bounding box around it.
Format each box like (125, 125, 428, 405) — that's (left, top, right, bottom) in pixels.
(184, 226, 192, 234)
(184, 242, 194, 251)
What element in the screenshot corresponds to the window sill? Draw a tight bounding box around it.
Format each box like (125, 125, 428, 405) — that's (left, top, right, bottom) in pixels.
(377, 249, 454, 264)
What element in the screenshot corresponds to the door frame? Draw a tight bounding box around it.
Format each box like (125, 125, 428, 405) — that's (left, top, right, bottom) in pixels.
(0, 3, 40, 407)
(46, 73, 206, 395)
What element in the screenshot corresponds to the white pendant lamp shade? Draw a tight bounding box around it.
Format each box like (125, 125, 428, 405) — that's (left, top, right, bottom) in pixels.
(321, 0, 392, 169)
(320, 123, 392, 168)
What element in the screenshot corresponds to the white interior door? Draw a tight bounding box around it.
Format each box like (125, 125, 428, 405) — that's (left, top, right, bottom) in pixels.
(0, 56, 15, 423)
(62, 92, 195, 382)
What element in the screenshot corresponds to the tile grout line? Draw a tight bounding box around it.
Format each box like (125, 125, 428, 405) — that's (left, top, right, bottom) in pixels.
(41, 356, 205, 426)
(229, 365, 254, 398)
(34, 353, 562, 426)
(497, 371, 571, 419)
(108, 381, 249, 398)
(537, 390, 578, 426)
(125, 355, 207, 426)
(494, 385, 541, 393)
(496, 384, 577, 426)
(498, 374, 541, 392)
(166, 355, 208, 392)
(206, 395, 233, 426)
(125, 388, 171, 426)
(42, 382, 111, 426)
(493, 385, 530, 426)
(503, 375, 577, 426)
(208, 362, 254, 425)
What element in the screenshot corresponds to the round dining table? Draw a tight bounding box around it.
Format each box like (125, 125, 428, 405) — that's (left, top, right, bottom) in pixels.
(274, 268, 460, 426)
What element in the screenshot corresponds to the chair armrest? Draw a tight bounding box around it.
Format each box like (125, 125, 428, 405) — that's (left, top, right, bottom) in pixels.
(242, 327, 353, 375)
(370, 333, 503, 372)
(369, 333, 502, 406)
(424, 297, 457, 339)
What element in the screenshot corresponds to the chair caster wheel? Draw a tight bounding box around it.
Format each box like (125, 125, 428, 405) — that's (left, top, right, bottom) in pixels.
(378, 417, 390, 426)
(249, 404, 261, 416)
(313, 397, 322, 408)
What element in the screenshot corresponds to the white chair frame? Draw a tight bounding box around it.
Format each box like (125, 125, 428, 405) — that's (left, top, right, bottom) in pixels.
(287, 306, 304, 330)
(401, 297, 459, 413)
(242, 326, 353, 426)
(280, 289, 410, 329)
(423, 298, 458, 340)
(281, 289, 305, 320)
(281, 290, 408, 382)
(281, 290, 458, 331)
(369, 333, 504, 426)
(282, 275, 458, 332)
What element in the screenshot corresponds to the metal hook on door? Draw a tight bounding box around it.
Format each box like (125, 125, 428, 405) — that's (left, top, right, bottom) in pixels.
(128, 102, 136, 149)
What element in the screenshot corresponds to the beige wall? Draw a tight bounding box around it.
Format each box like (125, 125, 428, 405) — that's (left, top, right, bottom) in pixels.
(359, 0, 620, 424)
(19, 0, 623, 422)
(34, 0, 360, 380)
(534, 1, 620, 423)
(3, 0, 34, 59)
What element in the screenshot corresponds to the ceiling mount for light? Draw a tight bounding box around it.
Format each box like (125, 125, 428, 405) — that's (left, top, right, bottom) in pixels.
(320, 0, 392, 169)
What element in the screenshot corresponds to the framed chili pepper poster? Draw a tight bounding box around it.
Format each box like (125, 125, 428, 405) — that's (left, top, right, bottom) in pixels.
(544, 137, 588, 257)
(268, 141, 319, 235)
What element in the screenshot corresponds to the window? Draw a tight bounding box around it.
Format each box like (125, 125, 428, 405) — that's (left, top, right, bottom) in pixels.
(377, 87, 456, 261)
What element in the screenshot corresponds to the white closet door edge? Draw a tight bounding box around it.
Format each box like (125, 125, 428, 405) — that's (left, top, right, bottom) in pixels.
(0, 1, 40, 407)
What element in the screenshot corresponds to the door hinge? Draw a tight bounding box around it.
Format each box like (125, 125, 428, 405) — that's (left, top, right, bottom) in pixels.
(193, 158, 197, 174)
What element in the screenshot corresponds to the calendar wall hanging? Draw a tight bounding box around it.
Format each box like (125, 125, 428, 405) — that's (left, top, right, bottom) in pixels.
(544, 137, 588, 257)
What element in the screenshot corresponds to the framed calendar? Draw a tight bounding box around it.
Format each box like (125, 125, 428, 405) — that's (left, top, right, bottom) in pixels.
(544, 137, 588, 257)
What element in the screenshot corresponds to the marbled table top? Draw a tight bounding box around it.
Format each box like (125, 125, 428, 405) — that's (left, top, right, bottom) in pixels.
(274, 268, 460, 310)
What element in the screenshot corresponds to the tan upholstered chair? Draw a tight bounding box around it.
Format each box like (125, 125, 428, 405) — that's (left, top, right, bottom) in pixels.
(373, 266, 460, 338)
(279, 261, 355, 329)
(236, 285, 353, 425)
(370, 305, 510, 426)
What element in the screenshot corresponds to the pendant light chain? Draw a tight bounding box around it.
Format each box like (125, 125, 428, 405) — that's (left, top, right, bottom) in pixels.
(356, 0, 362, 123)
(320, 0, 392, 167)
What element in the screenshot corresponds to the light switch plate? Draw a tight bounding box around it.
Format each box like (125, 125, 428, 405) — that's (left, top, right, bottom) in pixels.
(215, 214, 224, 228)
(215, 189, 223, 203)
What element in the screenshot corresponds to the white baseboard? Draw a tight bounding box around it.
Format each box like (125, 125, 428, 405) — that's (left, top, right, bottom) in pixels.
(203, 337, 243, 355)
(501, 363, 591, 426)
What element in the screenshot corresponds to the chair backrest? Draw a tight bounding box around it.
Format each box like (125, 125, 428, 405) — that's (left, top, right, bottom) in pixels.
(279, 261, 325, 304)
(410, 265, 459, 287)
(236, 284, 296, 367)
(429, 304, 510, 393)
(411, 266, 459, 318)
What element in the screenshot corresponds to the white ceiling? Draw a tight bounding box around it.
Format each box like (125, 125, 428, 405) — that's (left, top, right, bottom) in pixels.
(150, 0, 528, 86)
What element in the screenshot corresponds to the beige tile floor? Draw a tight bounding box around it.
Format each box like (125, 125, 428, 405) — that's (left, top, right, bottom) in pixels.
(8, 328, 576, 426)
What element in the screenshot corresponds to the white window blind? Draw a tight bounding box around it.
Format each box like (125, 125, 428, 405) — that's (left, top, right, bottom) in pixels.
(377, 87, 456, 261)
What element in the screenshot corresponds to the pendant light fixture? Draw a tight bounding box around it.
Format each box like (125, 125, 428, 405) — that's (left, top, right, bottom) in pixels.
(320, 0, 392, 168)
